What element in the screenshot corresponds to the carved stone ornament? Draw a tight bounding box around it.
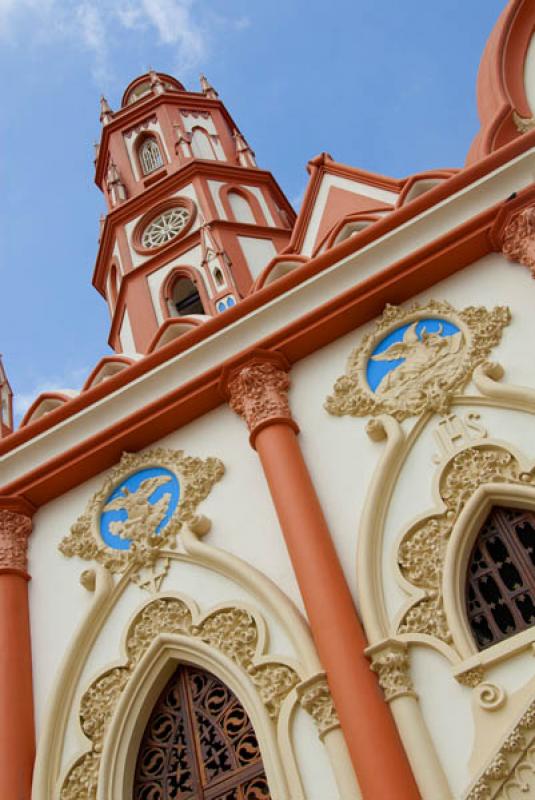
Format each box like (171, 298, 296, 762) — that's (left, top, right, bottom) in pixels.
(60, 596, 300, 800)
(0, 508, 31, 572)
(296, 674, 340, 738)
(325, 300, 510, 422)
(466, 698, 535, 799)
(58, 449, 224, 584)
(368, 641, 416, 703)
(225, 355, 299, 442)
(501, 203, 535, 277)
(396, 444, 531, 648)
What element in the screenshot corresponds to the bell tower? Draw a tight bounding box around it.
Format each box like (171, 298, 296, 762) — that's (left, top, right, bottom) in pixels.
(92, 71, 295, 355)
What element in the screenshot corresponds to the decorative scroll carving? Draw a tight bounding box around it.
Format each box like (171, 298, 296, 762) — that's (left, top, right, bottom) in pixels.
(397, 445, 530, 647)
(60, 597, 300, 799)
(58, 449, 224, 584)
(224, 354, 298, 443)
(325, 300, 510, 422)
(501, 203, 535, 276)
(368, 641, 416, 702)
(297, 674, 339, 738)
(466, 698, 535, 799)
(0, 508, 31, 572)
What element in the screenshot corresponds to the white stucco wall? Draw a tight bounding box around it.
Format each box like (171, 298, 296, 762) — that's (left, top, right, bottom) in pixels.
(237, 236, 277, 278)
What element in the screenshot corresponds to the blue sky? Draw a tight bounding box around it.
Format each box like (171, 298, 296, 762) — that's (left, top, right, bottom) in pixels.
(0, 0, 506, 422)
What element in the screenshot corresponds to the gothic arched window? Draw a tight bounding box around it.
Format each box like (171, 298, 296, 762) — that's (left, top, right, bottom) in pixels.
(134, 664, 271, 799)
(172, 276, 204, 316)
(466, 505, 535, 650)
(139, 137, 163, 175)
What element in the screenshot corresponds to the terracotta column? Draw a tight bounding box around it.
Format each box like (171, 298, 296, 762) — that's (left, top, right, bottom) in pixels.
(221, 352, 420, 800)
(0, 496, 35, 800)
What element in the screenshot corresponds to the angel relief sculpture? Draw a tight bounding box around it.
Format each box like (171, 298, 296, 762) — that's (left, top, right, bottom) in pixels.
(325, 301, 510, 421)
(103, 474, 173, 544)
(59, 449, 225, 587)
(370, 321, 464, 400)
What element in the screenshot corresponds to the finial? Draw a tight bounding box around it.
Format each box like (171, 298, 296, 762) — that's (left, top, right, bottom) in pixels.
(93, 141, 100, 163)
(99, 95, 113, 125)
(233, 129, 257, 167)
(200, 74, 218, 99)
(149, 68, 165, 95)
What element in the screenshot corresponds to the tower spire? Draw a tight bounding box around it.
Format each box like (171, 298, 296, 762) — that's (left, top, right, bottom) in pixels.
(99, 95, 113, 125)
(0, 355, 13, 438)
(200, 74, 218, 99)
(233, 129, 257, 168)
(149, 68, 165, 95)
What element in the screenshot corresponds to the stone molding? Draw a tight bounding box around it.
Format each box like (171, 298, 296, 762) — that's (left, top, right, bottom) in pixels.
(501, 203, 535, 276)
(367, 640, 417, 703)
(0, 501, 33, 574)
(221, 351, 299, 446)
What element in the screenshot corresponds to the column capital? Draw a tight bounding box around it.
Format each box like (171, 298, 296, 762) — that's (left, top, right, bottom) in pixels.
(220, 350, 299, 447)
(366, 639, 417, 703)
(0, 496, 34, 576)
(499, 202, 535, 276)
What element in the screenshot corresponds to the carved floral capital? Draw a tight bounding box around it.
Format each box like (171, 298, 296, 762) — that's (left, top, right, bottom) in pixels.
(222, 352, 299, 446)
(367, 641, 417, 703)
(501, 203, 535, 276)
(0, 506, 32, 573)
(297, 674, 340, 738)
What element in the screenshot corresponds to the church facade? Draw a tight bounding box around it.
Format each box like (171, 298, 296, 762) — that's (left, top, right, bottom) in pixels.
(2, 1, 535, 798)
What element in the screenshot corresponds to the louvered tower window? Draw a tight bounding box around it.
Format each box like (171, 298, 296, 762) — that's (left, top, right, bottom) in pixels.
(466, 505, 535, 650)
(139, 138, 163, 175)
(134, 664, 271, 800)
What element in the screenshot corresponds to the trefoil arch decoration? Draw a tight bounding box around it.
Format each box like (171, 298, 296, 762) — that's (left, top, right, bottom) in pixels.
(58, 448, 224, 589)
(59, 594, 303, 800)
(325, 300, 510, 422)
(395, 441, 535, 669)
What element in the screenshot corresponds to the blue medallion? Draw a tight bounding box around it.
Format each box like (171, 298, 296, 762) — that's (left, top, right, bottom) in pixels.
(99, 467, 180, 550)
(366, 318, 462, 394)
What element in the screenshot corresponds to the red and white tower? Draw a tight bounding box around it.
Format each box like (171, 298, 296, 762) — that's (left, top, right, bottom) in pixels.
(93, 72, 295, 355)
(0, 356, 13, 438)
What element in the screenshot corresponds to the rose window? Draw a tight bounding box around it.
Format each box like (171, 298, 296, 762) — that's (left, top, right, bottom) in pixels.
(141, 206, 191, 249)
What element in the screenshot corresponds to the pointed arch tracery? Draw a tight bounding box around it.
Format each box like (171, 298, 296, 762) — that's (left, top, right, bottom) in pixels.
(138, 135, 164, 175)
(134, 663, 271, 800)
(466, 504, 535, 651)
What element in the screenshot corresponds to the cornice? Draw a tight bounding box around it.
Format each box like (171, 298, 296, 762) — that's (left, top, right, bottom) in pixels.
(3, 133, 535, 503)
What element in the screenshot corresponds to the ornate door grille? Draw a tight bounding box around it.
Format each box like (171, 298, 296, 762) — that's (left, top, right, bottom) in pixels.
(466, 505, 535, 650)
(134, 664, 271, 800)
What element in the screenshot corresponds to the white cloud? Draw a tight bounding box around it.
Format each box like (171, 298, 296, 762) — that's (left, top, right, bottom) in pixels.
(76, 4, 110, 82)
(0, 0, 210, 81)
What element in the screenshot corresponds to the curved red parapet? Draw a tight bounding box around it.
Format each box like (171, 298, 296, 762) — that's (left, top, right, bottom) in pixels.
(466, 0, 535, 164)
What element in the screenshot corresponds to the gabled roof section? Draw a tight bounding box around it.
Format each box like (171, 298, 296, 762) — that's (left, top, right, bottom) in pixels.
(286, 153, 404, 257)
